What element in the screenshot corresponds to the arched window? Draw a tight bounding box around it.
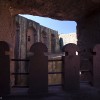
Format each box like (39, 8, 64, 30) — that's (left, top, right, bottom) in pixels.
(41, 31, 48, 47)
(26, 27, 37, 52)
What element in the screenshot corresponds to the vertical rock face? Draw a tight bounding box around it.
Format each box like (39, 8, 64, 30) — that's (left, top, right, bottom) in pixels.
(93, 44, 100, 88)
(8, 0, 100, 21)
(0, 41, 10, 95)
(77, 12, 100, 81)
(0, 2, 16, 86)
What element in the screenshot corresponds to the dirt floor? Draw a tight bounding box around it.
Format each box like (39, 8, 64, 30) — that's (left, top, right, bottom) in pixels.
(2, 82, 100, 100)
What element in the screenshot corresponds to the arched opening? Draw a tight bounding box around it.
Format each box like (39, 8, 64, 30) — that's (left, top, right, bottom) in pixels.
(1, 0, 100, 97)
(14, 14, 77, 89)
(26, 27, 37, 53)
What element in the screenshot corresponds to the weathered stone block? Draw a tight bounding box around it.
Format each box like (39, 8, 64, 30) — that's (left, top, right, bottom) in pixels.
(63, 43, 80, 91)
(29, 42, 48, 94)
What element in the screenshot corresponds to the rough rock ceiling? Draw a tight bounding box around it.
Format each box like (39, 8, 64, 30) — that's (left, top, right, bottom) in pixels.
(6, 0, 100, 21)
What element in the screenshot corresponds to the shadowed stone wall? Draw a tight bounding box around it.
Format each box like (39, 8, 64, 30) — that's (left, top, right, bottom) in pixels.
(0, 2, 16, 86)
(1, 0, 100, 89)
(77, 12, 100, 82)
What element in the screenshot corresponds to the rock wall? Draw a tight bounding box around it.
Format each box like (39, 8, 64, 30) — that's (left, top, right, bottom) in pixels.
(0, 2, 16, 86)
(8, 0, 100, 21)
(59, 33, 77, 45)
(15, 15, 60, 85)
(77, 12, 100, 81)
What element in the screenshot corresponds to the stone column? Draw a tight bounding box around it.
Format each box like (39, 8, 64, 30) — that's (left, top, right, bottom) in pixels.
(0, 41, 10, 96)
(29, 42, 48, 94)
(0, 1, 16, 86)
(55, 32, 60, 53)
(62, 43, 80, 91)
(93, 44, 100, 88)
(77, 12, 100, 82)
(48, 29, 51, 53)
(37, 25, 40, 42)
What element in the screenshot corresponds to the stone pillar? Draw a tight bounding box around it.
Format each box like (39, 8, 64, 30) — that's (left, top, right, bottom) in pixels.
(0, 41, 10, 96)
(37, 25, 40, 42)
(62, 43, 80, 91)
(77, 12, 100, 81)
(93, 44, 100, 88)
(55, 32, 60, 53)
(48, 29, 51, 53)
(0, 2, 16, 86)
(29, 42, 48, 94)
(15, 16, 28, 85)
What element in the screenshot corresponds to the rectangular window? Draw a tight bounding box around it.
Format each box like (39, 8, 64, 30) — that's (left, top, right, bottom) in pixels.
(28, 36, 30, 41)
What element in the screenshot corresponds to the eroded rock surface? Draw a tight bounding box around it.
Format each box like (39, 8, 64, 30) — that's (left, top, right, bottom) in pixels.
(1, 0, 100, 21)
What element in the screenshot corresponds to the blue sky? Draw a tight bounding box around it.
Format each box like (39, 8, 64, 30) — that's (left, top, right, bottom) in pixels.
(20, 14, 77, 34)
